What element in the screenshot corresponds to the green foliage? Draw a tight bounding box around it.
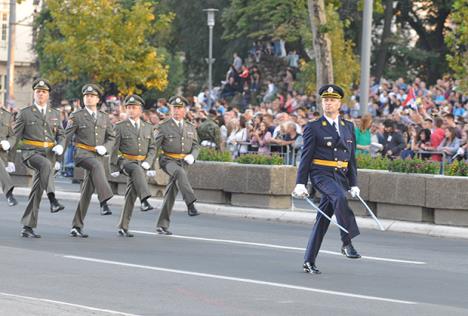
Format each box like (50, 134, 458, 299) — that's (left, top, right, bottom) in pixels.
(294, 4, 360, 100)
(235, 154, 283, 165)
(445, 0, 468, 94)
(197, 148, 233, 162)
(35, 0, 173, 95)
(222, 0, 308, 43)
(356, 154, 390, 170)
(388, 159, 440, 175)
(445, 160, 468, 176)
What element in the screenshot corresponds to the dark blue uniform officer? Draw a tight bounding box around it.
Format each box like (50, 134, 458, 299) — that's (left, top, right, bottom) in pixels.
(293, 84, 361, 274)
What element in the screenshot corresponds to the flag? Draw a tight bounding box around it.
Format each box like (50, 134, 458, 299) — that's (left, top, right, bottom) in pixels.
(402, 87, 417, 110)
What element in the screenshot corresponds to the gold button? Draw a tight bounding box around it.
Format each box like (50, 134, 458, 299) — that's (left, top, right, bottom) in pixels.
(181, 143, 184, 146)
(334, 148, 337, 151)
(335, 158, 338, 161)
(95, 133, 98, 135)
(44, 130, 47, 132)
(334, 168, 338, 171)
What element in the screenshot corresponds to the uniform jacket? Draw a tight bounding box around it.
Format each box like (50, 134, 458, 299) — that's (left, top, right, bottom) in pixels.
(0, 107, 16, 163)
(14, 105, 65, 161)
(64, 108, 115, 164)
(109, 119, 157, 173)
(296, 115, 357, 189)
(154, 118, 200, 159)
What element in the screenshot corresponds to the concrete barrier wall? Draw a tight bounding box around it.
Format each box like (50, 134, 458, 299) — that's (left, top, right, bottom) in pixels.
(46, 159, 468, 227)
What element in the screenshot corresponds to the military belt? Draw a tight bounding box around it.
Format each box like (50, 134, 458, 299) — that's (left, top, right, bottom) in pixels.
(121, 153, 146, 161)
(75, 143, 97, 152)
(162, 151, 187, 160)
(23, 139, 55, 148)
(313, 159, 348, 168)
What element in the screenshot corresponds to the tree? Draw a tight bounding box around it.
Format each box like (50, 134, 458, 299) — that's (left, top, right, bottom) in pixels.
(307, 0, 334, 92)
(445, 0, 468, 93)
(35, 0, 173, 95)
(395, 0, 455, 82)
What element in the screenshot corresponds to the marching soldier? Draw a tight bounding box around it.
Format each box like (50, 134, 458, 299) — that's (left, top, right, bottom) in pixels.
(110, 94, 157, 237)
(292, 84, 361, 274)
(155, 96, 200, 235)
(15, 79, 65, 238)
(0, 105, 18, 206)
(64, 84, 115, 238)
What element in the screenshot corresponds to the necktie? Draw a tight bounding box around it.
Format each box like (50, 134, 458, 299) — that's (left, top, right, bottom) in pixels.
(178, 121, 183, 131)
(92, 112, 96, 121)
(332, 121, 340, 136)
(134, 122, 139, 132)
(41, 108, 45, 117)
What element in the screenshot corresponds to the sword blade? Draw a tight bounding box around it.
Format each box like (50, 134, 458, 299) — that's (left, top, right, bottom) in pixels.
(356, 194, 385, 231)
(304, 197, 349, 234)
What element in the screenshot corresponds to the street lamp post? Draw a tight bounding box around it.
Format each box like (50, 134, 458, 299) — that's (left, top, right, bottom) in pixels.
(204, 8, 218, 109)
(359, 0, 373, 115)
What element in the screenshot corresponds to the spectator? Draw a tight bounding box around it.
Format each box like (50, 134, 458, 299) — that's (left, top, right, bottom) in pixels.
(286, 50, 299, 69)
(437, 127, 461, 163)
(355, 113, 372, 155)
(382, 119, 406, 159)
(250, 121, 272, 154)
(233, 52, 243, 72)
(227, 116, 249, 158)
(424, 117, 446, 161)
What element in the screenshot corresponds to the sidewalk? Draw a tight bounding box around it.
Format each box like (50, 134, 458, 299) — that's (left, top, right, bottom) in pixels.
(14, 186, 468, 240)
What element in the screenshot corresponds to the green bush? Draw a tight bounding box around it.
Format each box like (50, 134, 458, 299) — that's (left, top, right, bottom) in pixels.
(356, 154, 389, 170)
(388, 158, 440, 174)
(197, 148, 232, 162)
(445, 160, 468, 176)
(235, 153, 284, 165)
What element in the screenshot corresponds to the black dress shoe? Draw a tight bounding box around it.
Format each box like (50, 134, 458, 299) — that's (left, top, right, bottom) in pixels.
(118, 228, 134, 237)
(140, 200, 154, 212)
(303, 262, 321, 274)
(100, 204, 112, 215)
(70, 227, 88, 238)
(156, 227, 172, 235)
(7, 194, 17, 206)
(21, 226, 41, 238)
(50, 200, 65, 213)
(341, 244, 361, 259)
(187, 203, 199, 217)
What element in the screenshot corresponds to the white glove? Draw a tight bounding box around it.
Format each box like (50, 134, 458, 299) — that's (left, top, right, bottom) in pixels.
(146, 170, 156, 177)
(110, 171, 120, 178)
(184, 154, 195, 165)
(349, 186, 360, 198)
(292, 184, 309, 199)
(456, 147, 465, 156)
(5, 162, 15, 173)
(96, 145, 107, 156)
(0, 140, 10, 151)
(54, 162, 61, 171)
(52, 144, 64, 156)
(141, 161, 150, 170)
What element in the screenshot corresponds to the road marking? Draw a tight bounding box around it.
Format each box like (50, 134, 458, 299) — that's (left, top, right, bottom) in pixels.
(0, 292, 141, 316)
(132, 230, 426, 265)
(64, 255, 417, 305)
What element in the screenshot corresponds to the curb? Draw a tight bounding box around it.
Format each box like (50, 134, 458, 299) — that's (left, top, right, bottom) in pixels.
(14, 188, 468, 240)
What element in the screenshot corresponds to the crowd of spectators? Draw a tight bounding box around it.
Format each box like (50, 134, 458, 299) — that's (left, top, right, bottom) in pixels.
(8, 44, 467, 173)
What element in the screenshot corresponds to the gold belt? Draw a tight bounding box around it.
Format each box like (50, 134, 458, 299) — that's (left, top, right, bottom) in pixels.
(121, 153, 146, 161)
(23, 139, 55, 148)
(162, 151, 187, 160)
(313, 159, 349, 168)
(75, 143, 97, 152)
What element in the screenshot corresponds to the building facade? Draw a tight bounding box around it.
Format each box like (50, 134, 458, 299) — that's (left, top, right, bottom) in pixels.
(0, 0, 38, 109)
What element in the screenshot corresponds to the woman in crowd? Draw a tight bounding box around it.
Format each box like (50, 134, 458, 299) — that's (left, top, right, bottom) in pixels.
(250, 121, 272, 154)
(437, 126, 461, 163)
(227, 116, 249, 158)
(355, 113, 372, 155)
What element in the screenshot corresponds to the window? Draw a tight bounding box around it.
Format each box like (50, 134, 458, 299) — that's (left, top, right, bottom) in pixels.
(1, 12, 7, 48)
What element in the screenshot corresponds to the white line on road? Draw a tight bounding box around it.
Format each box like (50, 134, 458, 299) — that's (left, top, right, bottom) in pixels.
(132, 230, 426, 265)
(0, 292, 141, 316)
(64, 255, 417, 305)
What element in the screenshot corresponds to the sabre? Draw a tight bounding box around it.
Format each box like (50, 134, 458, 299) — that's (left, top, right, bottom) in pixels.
(355, 194, 385, 231)
(301, 197, 349, 234)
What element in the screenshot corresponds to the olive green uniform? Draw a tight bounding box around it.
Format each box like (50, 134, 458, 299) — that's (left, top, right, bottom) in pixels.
(14, 105, 65, 228)
(155, 118, 199, 229)
(65, 108, 115, 228)
(110, 119, 156, 230)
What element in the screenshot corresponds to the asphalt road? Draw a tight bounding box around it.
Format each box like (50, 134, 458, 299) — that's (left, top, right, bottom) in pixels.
(1, 194, 467, 316)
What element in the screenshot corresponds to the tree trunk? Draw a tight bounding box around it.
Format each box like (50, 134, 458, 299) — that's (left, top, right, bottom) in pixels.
(374, 0, 394, 81)
(307, 0, 333, 102)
